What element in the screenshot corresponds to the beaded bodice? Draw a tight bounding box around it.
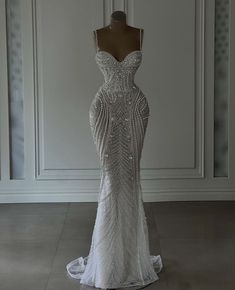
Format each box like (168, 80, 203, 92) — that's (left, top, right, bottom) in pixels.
(94, 28, 143, 92)
(95, 49, 142, 92)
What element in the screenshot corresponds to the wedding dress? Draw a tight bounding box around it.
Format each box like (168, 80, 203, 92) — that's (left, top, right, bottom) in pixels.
(66, 28, 163, 289)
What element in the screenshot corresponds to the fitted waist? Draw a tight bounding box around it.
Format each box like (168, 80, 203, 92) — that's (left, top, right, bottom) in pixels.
(101, 82, 138, 92)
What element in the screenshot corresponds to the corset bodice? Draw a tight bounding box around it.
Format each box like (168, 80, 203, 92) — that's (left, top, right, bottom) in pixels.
(95, 50, 142, 92)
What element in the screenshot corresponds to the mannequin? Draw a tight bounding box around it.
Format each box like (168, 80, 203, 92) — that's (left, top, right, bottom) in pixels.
(93, 10, 144, 63)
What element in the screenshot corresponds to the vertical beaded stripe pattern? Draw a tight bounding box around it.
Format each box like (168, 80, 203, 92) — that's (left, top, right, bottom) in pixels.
(66, 28, 163, 289)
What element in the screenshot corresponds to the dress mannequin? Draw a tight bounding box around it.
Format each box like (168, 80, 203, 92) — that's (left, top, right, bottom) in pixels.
(65, 10, 163, 289)
(93, 10, 144, 63)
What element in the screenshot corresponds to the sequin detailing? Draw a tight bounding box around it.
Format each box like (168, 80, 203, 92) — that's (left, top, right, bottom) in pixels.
(66, 29, 163, 289)
(95, 50, 142, 93)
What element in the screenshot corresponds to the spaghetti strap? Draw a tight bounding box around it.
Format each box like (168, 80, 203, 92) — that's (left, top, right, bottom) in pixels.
(94, 30, 99, 52)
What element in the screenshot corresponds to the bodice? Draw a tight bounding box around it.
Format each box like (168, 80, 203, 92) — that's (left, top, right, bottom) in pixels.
(95, 50, 142, 92)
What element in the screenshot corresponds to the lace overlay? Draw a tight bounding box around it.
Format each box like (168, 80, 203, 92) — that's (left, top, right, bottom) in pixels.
(66, 30, 163, 289)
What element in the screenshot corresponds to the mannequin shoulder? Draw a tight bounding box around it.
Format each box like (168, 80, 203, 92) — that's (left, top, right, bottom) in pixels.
(128, 26, 144, 32)
(93, 27, 110, 38)
(127, 26, 144, 40)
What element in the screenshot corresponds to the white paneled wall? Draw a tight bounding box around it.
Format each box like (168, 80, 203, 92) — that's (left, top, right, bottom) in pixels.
(0, 0, 235, 203)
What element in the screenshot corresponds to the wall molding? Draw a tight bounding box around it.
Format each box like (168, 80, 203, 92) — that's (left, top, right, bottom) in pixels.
(1, 0, 234, 203)
(32, 0, 206, 181)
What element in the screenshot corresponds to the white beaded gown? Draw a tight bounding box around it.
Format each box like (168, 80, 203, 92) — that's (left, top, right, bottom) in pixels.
(66, 29, 163, 289)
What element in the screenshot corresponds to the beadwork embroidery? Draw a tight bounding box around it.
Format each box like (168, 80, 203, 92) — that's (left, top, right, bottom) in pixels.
(66, 28, 163, 289)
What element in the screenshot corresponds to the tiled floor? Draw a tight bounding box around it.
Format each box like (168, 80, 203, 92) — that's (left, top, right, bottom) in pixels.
(0, 201, 235, 290)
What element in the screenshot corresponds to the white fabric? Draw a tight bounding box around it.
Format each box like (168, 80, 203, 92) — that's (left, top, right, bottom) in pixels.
(66, 30, 163, 289)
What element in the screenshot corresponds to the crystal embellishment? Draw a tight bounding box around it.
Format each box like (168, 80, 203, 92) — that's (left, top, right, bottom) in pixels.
(67, 32, 163, 289)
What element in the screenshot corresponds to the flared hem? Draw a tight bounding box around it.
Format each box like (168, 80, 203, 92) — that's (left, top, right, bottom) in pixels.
(80, 275, 159, 289)
(66, 254, 163, 289)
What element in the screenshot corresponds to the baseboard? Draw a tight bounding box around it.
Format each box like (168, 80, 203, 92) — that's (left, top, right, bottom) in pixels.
(0, 189, 235, 203)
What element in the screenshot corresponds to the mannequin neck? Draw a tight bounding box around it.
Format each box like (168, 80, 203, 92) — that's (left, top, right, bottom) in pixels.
(109, 18, 127, 32)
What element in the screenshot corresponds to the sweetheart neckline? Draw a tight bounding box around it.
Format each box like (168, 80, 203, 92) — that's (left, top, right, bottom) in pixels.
(96, 50, 142, 63)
